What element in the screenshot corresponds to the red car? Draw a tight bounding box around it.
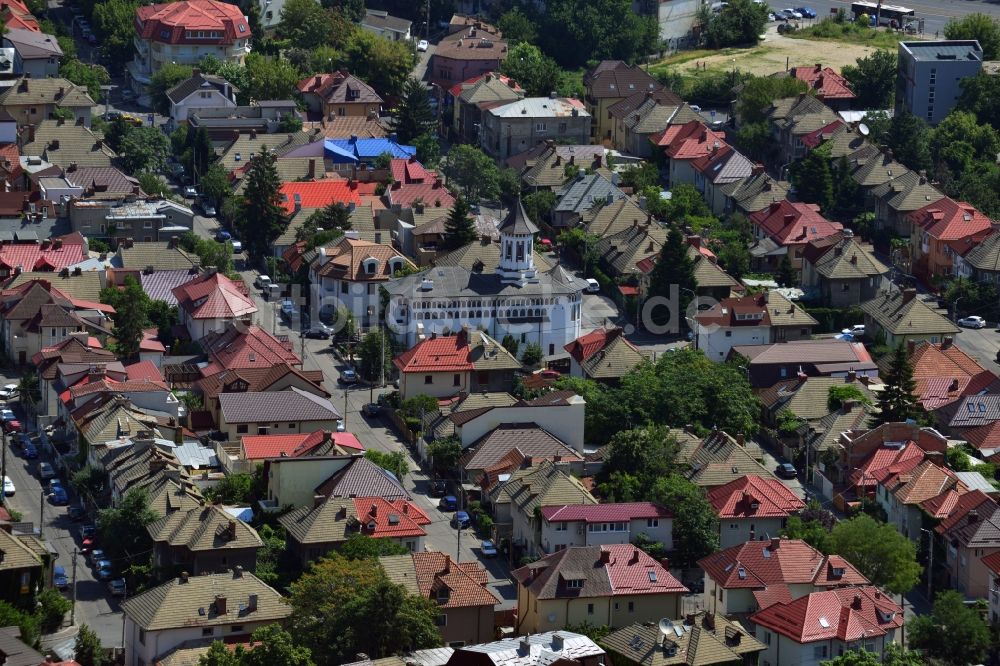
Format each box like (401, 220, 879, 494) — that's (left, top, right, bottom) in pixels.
(2, 420, 21, 434)
(81, 536, 94, 555)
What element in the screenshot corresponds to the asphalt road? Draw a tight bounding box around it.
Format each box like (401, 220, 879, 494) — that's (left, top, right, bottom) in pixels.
(791, 0, 1000, 35)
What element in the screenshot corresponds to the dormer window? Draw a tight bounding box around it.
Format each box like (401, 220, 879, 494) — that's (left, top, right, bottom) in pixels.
(566, 579, 583, 589)
(364, 258, 378, 275)
(389, 258, 403, 274)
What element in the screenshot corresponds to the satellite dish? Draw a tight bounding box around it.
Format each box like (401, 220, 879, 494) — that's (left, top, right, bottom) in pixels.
(658, 618, 673, 637)
(858, 122, 870, 136)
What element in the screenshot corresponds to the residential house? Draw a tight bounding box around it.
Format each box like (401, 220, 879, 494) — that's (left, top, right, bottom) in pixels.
(147, 504, 262, 576)
(444, 631, 605, 666)
(564, 328, 645, 383)
(656, 121, 727, 188)
(71, 200, 194, 242)
(215, 128, 322, 173)
(280, 496, 430, 565)
(1, 78, 93, 128)
(593, 221, 665, 280)
(699, 538, 869, 617)
(877, 459, 963, 541)
(21, 121, 114, 168)
(480, 97, 590, 162)
(607, 90, 692, 157)
(430, 20, 508, 88)
(0, 0, 37, 32)
(458, 424, 583, 485)
(361, 9, 411, 41)
(719, 170, 790, 217)
(129, 0, 251, 95)
(694, 292, 817, 362)
(0, 233, 87, 279)
(860, 288, 959, 347)
(63, 374, 181, 421)
(39, 164, 143, 204)
(114, 240, 200, 272)
(102, 439, 204, 512)
(381, 552, 496, 647)
(552, 173, 627, 228)
(3, 29, 61, 78)
(538, 503, 673, 555)
(0, 626, 47, 665)
(691, 144, 755, 217)
(188, 100, 302, 137)
(955, 229, 1000, 285)
(165, 69, 238, 125)
(513, 142, 607, 192)
(751, 587, 904, 666)
(309, 234, 413, 328)
(198, 324, 301, 377)
(448, 72, 523, 145)
(583, 61, 662, 144)
(385, 157, 456, 213)
(393, 329, 521, 400)
(760, 94, 839, 166)
(602, 613, 765, 666)
(672, 429, 772, 490)
(121, 570, 289, 666)
(312, 114, 390, 140)
(634, 242, 743, 302)
(708, 476, 805, 548)
(749, 200, 844, 275)
(0, 528, 46, 606)
(263, 455, 409, 511)
(323, 135, 416, 174)
(217, 387, 342, 440)
(907, 197, 993, 282)
(871, 170, 945, 237)
(779, 64, 856, 110)
(297, 71, 383, 120)
(238, 430, 362, 466)
(801, 232, 889, 307)
(934, 490, 1000, 598)
(172, 271, 256, 340)
(947, 395, 1000, 453)
(448, 390, 586, 451)
(732, 338, 880, 386)
(903, 338, 1000, 417)
(850, 150, 910, 204)
(980, 550, 1000, 623)
(897, 40, 983, 125)
(32, 333, 116, 421)
(511, 545, 687, 634)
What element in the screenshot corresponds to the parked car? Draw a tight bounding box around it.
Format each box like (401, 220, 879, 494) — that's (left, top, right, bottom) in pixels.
(168, 163, 185, 179)
(959, 315, 987, 329)
(781, 8, 803, 18)
(775, 462, 797, 479)
(795, 6, 816, 17)
(417, 39, 429, 52)
(0, 409, 14, 421)
(38, 462, 56, 480)
(451, 511, 471, 529)
(439, 495, 458, 511)
(88, 548, 105, 565)
(21, 442, 37, 459)
(480, 539, 498, 557)
(842, 324, 865, 336)
(49, 479, 62, 493)
(215, 230, 231, 242)
(14, 433, 29, 449)
(53, 565, 69, 590)
(2, 476, 13, 496)
(254, 274, 272, 290)
(182, 185, 198, 198)
(304, 327, 331, 340)
(362, 403, 380, 418)
(108, 578, 126, 597)
(68, 505, 86, 521)
(428, 480, 447, 497)
(0, 384, 18, 401)
(584, 278, 600, 293)
(230, 240, 242, 254)
(79, 524, 96, 540)
(338, 369, 358, 384)
(201, 202, 217, 217)
(80, 537, 94, 555)
(2, 420, 21, 434)
(50, 487, 68, 505)
(95, 560, 113, 580)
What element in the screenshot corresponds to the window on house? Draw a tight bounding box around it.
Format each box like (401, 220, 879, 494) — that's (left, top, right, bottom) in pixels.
(236, 424, 248, 434)
(340, 282, 348, 293)
(424, 375, 433, 384)
(436, 615, 447, 626)
(536, 122, 546, 132)
(566, 579, 583, 589)
(453, 374, 461, 386)
(558, 122, 567, 133)
(587, 603, 594, 614)
(764, 632, 771, 645)
(144, 220, 152, 228)
(257, 427, 268, 435)
(718, 587, 723, 601)
(627, 601, 635, 612)
(139, 629, 146, 644)
(555, 522, 567, 531)
(647, 519, 658, 528)
(725, 331, 732, 337)
(813, 646, 828, 660)
(202, 628, 213, 636)
(549, 344, 554, 355)
(231, 625, 243, 633)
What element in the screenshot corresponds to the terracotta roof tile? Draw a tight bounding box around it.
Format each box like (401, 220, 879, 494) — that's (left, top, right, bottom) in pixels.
(540, 502, 671, 522)
(707, 475, 805, 519)
(750, 587, 902, 643)
(699, 538, 868, 590)
(171, 272, 257, 320)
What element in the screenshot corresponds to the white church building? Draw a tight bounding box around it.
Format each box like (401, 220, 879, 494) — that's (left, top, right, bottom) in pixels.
(384, 199, 587, 356)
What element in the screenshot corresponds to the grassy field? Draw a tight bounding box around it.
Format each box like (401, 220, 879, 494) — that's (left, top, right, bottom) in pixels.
(788, 18, 920, 49)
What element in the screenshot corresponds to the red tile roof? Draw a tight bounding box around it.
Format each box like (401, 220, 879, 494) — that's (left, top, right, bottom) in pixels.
(920, 488, 966, 519)
(847, 441, 925, 488)
(0, 234, 87, 272)
(125, 360, 164, 382)
(171, 272, 257, 320)
(563, 327, 638, 364)
(800, 120, 845, 149)
(539, 502, 672, 522)
(604, 544, 688, 595)
(199, 324, 300, 376)
(750, 586, 903, 643)
(699, 538, 868, 590)
(788, 65, 856, 100)
(0, 143, 23, 183)
(910, 340, 999, 411)
(908, 197, 993, 243)
(139, 328, 166, 354)
(750, 200, 844, 246)
(278, 179, 378, 214)
(135, 0, 251, 45)
(885, 459, 963, 505)
(934, 489, 994, 535)
(980, 549, 1000, 576)
(658, 121, 727, 160)
(963, 421, 1000, 451)
(393, 334, 476, 373)
(411, 552, 497, 608)
(353, 497, 430, 539)
(707, 475, 805, 519)
(241, 430, 363, 460)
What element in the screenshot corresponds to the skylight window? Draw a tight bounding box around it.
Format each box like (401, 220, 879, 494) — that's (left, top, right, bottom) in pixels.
(648, 570, 657, 582)
(818, 617, 830, 628)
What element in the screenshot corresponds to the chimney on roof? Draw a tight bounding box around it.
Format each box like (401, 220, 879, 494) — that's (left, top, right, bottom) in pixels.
(949, 378, 960, 392)
(17, 78, 26, 93)
(444, 554, 451, 574)
(192, 67, 200, 77)
(308, 159, 316, 180)
(248, 593, 258, 611)
(847, 369, 857, 381)
(850, 254, 857, 264)
(314, 494, 325, 508)
(736, 433, 745, 446)
(599, 549, 612, 565)
(370, 503, 377, 517)
(215, 594, 227, 615)
(233, 565, 243, 579)
(907, 340, 916, 356)
(180, 571, 189, 583)
(227, 520, 237, 541)
(629, 548, 640, 564)
(852, 594, 863, 610)
(249, 128, 257, 140)
(769, 537, 781, 551)
(970, 509, 979, 523)
(901, 288, 916, 305)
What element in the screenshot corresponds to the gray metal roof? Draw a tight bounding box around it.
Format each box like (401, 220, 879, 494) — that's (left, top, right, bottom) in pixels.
(901, 40, 982, 62)
(384, 264, 586, 299)
(497, 198, 538, 235)
(555, 173, 627, 214)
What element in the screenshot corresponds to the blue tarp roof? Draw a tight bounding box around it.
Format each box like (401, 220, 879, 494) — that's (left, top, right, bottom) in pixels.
(324, 137, 416, 162)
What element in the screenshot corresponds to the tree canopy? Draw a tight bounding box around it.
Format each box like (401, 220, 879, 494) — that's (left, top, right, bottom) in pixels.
(237, 148, 287, 262)
(442, 196, 476, 251)
(701, 0, 769, 48)
(736, 76, 809, 124)
(842, 50, 897, 109)
(538, 0, 658, 69)
(394, 77, 435, 143)
(909, 590, 990, 665)
(820, 645, 926, 666)
(944, 13, 1000, 60)
(872, 344, 918, 426)
(100, 276, 150, 359)
(829, 514, 922, 594)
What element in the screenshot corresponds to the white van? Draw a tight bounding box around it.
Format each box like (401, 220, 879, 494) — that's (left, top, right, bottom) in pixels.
(254, 274, 272, 290)
(585, 278, 600, 293)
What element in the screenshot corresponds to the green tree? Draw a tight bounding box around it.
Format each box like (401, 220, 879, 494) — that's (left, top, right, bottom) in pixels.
(599, 425, 680, 494)
(92, 0, 140, 66)
(395, 77, 435, 143)
(909, 590, 990, 665)
(831, 155, 862, 219)
(278, 0, 349, 50)
(96, 488, 158, 568)
(203, 473, 254, 503)
(650, 475, 718, 569)
(619, 162, 660, 192)
(523, 190, 556, 224)
(254, 523, 288, 587)
(356, 329, 393, 385)
(702, 0, 769, 48)
(946, 446, 973, 472)
(497, 8, 538, 46)
(736, 76, 809, 124)
(872, 343, 918, 425)
(829, 514, 921, 594)
(792, 144, 834, 211)
(887, 110, 932, 173)
(540, 0, 657, 68)
(364, 450, 409, 481)
(338, 533, 409, 560)
(118, 127, 171, 175)
(820, 644, 926, 666)
(521, 342, 543, 366)
(0, 602, 37, 648)
(442, 145, 500, 202)
(412, 133, 441, 167)
(500, 42, 562, 97)
(343, 29, 415, 99)
(426, 436, 462, 473)
(137, 172, 168, 197)
(323, 0, 365, 21)
(59, 59, 111, 101)
(198, 641, 242, 666)
(442, 196, 476, 250)
(35, 588, 71, 632)
(287, 554, 440, 665)
(929, 110, 1000, 175)
(149, 63, 193, 116)
(827, 384, 870, 411)
(306, 201, 352, 233)
(776, 253, 796, 287)
(781, 515, 834, 553)
(16, 371, 39, 409)
(242, 625, 315, 666)
(244, 53, 302, 102)
(238, 148, 287, 262)
(500, 333, 520, 358)
(842, 49, 897, 109)
(101, 276, 149, 359)
(861, 110, 891, 143)
(648, 227, 696, 326)
(74, 624, 104, 666)
(200, 164, 232, 205)
(734, 121, 775, 163)
(944, 13, 1000, 60)
(958, 72, 1000, 130)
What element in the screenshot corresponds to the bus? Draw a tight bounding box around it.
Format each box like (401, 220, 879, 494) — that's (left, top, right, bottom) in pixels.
(850, 1, 915, 27)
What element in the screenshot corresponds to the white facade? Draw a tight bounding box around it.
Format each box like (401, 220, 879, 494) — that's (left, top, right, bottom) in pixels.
(754, 628, 898, 666)
(695, 322, 770, 362)
(989, 568, 1000, 624)
(539, 517, 673, 555)
(124, 615, 275, 666)
(130, 38, 249, 92)
(718, 517, 785, 549)
(638, 0, 700, 50)
(455, 398, 586, 451)
(258, 0, 288, 30)
(171, 87, 237, 124)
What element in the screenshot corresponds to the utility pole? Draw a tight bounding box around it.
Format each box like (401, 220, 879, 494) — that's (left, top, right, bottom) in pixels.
(456, 521, 461, 564)
(70, 548, 77, 626)
(38, 489, 44, 539)
(380, 327, 385, 388)
(1, 432, 7, 491)
(922, 527, 934, 600)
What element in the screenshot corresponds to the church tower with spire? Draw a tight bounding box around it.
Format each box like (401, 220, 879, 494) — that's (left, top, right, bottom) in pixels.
(496, 198, 538, 285)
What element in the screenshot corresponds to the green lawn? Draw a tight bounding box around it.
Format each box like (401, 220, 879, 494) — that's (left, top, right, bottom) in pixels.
(787, 19, 921, 49)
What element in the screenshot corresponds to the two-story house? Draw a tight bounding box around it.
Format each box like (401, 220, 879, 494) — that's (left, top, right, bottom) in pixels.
(121, 570, 289, 666)
(707, 475, 805, 548)
(694, 291, 817, 362)
(907, 196, 993, 283)
(296, 71, 383, 120)
(449, 72, 522, 145)
(430, 20, 507, 89)
(480, 97, 590, 162)
(563, 327, 645, 384)
(870, 170, 945, 238)
(171, 271, 257, 341)
(217, 388, 342, 440)
(512, 545, 687, 634)
(604, 613, 765, 666)
(538, 503, 673, 555)
(393, 328, 521, 399)
(3, 29, 61, 78)
(583, 60, 661, 145)
(147, 504, 262, 577)
(760, 94, 839, 166)
(860, 288, 959, 347)
(749, 200, 844, 275)
(801, 232, 889, 307)
(935, 491, 1000, 599)
(690, 144, 755, 217)
(165, 68, 237, 125)
(0, 78, 93, 128)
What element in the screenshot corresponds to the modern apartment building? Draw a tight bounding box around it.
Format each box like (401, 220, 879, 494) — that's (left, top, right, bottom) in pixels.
(896, 40, 982, 125)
